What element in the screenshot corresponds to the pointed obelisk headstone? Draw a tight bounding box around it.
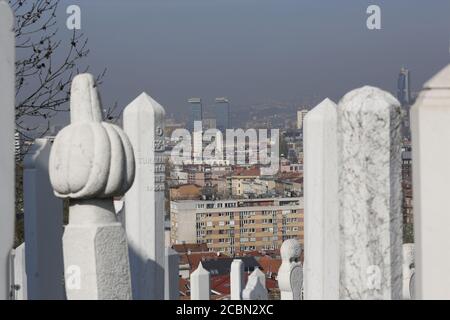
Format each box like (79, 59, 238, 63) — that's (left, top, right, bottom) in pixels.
(230, 259, 244, 300)
(190, 263, 210, 300)
(303, 98, 339, 300)
(242, 269, 268, 300)
(338, 86, 402, 300)
(24, 138, 64, 299)
(411, 64, 450, 299)
(49, 74, 135, 300)
(123, 93, 166, 300)
(0, 1, 15, 300)
(252, 267, 266, 289)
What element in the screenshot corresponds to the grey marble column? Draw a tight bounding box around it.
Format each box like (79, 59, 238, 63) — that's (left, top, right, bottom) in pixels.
(338, 86, 402, 300)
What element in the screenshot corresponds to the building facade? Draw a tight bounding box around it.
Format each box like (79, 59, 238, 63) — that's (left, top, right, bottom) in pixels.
(397, 67, 411, 106)
(215, 97, 230, 133)
(170, 197, 304, 254)
(296, 109, 308, 130)
(188, 98, 203, 132)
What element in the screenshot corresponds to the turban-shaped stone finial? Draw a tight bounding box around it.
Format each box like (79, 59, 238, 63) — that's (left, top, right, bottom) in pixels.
(49, 73, 135, 199)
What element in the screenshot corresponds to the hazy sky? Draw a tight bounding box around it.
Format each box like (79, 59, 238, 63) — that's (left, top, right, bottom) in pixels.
(52, 0, 450, 122)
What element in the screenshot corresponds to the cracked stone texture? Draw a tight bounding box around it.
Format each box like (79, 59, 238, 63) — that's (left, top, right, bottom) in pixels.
(338, 86, 402, 300)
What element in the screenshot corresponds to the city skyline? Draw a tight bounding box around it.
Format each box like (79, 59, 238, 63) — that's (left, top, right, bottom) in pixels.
(28, 0, 450, 128)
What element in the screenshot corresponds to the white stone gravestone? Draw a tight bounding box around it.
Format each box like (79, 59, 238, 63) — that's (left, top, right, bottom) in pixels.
(190, 262, 210, 300)
(338, 86, 402, 300)
(165, 247, 179, 300)
(11, 243, 27, 300)
(242, 269, 268, 300)
(230, 259, 244, 300)
(123, 93, 166, 300)
(49, 74, 135, 300)
(24, 138, 65, 299)
(0, 1, 15, 300)
(278, 239, 303, 300)
(252, 267, 266, 289)
(303, 98, 339, 300)
(402, 243, 414, 300)
(411, 64, 450, 299)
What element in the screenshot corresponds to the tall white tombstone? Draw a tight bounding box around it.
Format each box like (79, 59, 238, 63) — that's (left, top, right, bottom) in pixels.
(303, 98, 339, 300)
(402, 243, 414, 300)
(411, 64, 450, 299)
(230, 259, 244, 300)
(242, 269, 268, 300)
(338, 86, 402, 300)
(49, 74, 135, 300)
(24, 138, 65, 299)
(252, 267, 266, 289)
(11, 243, 27, 300)
(0, 1, 15, 300)
(190, 263, 210, 300)
(123, 93, 166, 300)
(164, 247, 179, 300)
(278, 239, 303, 300)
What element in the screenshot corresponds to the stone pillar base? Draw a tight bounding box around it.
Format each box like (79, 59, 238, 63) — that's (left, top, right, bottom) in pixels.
(63, 199, 132, 300)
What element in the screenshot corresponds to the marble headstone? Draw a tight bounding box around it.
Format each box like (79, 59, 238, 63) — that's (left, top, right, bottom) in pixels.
(230, 259, 244, 300)
(24, 138, 65, 299)
(124, 93, 166, 300)
(190, 263, 210, 300)
(303, 98, 339, 300)
(411, 64, 450, 299)
(338, 86, 402, 300)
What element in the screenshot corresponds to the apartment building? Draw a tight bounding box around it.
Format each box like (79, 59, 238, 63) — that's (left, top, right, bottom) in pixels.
(170, 197, 303, 254)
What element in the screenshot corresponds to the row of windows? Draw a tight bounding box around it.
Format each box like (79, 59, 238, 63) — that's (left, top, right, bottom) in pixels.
(196, 202, 238, 209)
(283, 226, 302, 232)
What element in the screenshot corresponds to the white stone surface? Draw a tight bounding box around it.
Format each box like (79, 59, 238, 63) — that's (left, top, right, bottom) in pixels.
(242, 269, 268, 300)
(164, 247, 179, 300)
(411, 64, 450, 299)
(49, 75, 135, 199)
(11, 244, 27, 300)
(123, 93, 166, 300)
(252, 267, 266, 289)
(0, 1, 15, 300)
(24, 138, 65, 299)
(338, 86, 402, 300)
(230, 259, 244, 300)
(190, 263, 210, 300)
(303, 98, 339, 300)
(49, 74, 135, 300)
(402, 244, 414, 300)
(278, 239, 303, 300)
